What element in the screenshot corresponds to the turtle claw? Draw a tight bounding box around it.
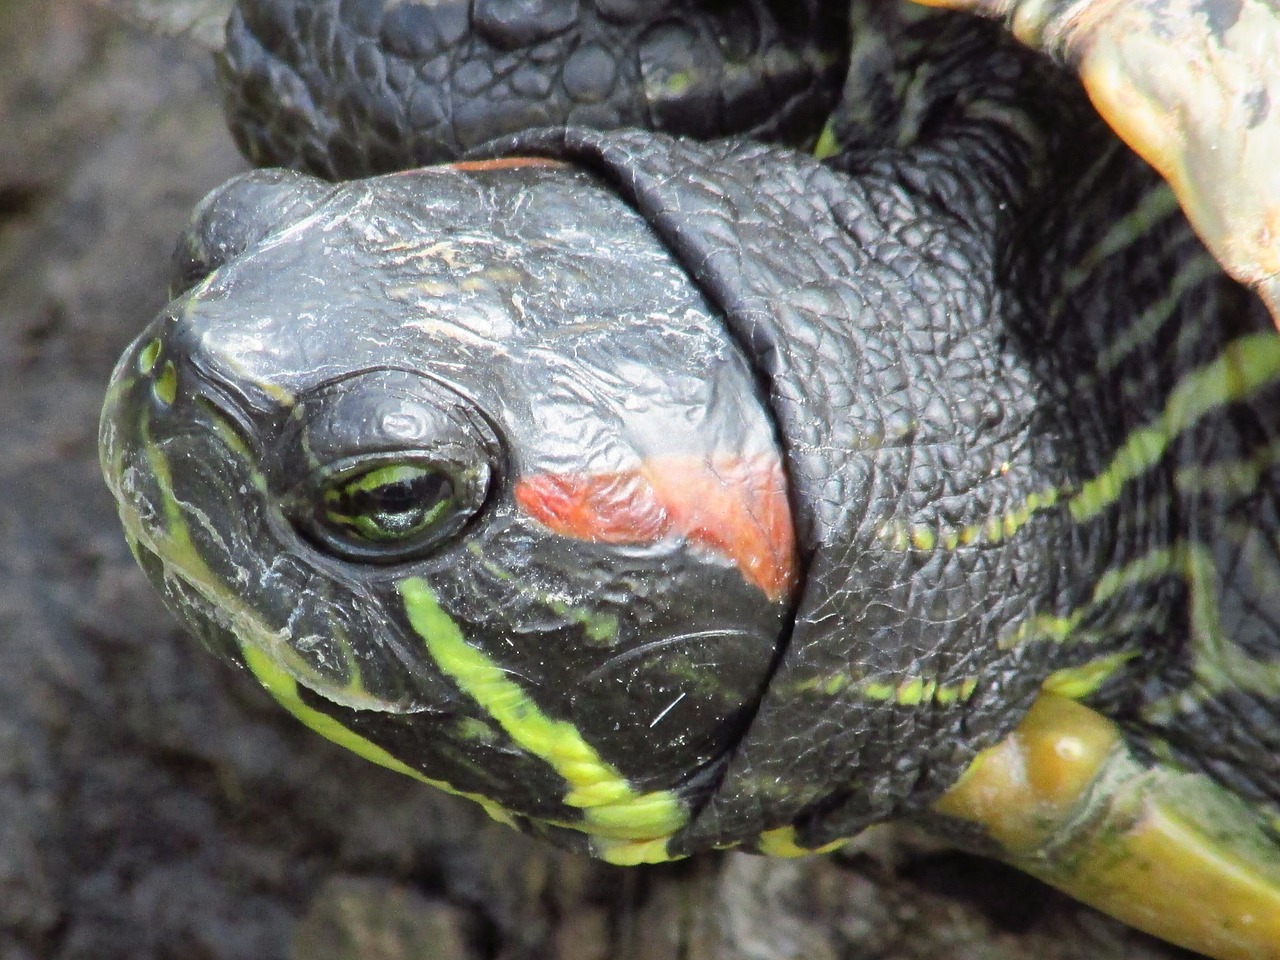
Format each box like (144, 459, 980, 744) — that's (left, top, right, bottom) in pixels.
(910, 0, 1280, 331)
(936, 693, 1280, 960)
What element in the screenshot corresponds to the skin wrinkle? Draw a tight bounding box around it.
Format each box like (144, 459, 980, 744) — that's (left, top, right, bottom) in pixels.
(552, 128, 1059, 834)
(584, 630, 757, 685)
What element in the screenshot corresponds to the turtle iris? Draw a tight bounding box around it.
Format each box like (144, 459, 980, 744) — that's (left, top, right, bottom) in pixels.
(298, 458, 489, 563)
(323, 464, 457, 542)
(271, 369, 503, 566)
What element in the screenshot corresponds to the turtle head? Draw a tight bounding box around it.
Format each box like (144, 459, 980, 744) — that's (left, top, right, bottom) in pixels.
(100, 163, 798, 861)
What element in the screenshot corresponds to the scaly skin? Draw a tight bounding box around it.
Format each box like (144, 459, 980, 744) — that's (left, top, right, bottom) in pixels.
(911, 0, 1280, 327)
(100, 3, 1280, 958)
(218, 0, 848, 175)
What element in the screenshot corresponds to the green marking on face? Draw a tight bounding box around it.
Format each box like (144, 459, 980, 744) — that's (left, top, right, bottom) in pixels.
(544, 598, 619, 645)
(478, 553, 619, 645)
(455, 717, 499, 743)
(237, 644, 516, 828)
(130, 415, 384, 713)
(398, 577, 688, 861)
(127, 412, 519, 826)
(194, 399, 268, 500)
(137, 414, 225, 583)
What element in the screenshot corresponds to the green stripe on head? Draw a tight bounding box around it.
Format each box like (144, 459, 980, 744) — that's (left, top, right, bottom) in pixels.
(398, 577, 688, 862)
(130, 416, 517, 827)
(239, 644, 517, 827)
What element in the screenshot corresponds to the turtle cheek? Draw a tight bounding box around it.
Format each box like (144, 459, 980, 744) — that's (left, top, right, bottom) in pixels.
(421, 507, 793, 809)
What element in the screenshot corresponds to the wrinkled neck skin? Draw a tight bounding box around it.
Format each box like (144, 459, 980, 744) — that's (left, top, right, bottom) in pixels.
(497, 55, 1223, 852)
(197, 4, 1280, 855)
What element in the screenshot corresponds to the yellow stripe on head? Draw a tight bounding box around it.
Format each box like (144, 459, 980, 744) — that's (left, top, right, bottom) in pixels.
(398, 577, 688, 861)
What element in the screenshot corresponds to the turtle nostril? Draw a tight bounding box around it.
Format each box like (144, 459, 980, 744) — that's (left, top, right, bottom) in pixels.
(152, 360, 178, 407)
(132, 332, 181, 409)
(137, 337, 163, 375)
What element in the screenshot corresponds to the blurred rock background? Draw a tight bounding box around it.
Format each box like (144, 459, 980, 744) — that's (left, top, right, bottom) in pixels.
(0, 2, 1196, 957)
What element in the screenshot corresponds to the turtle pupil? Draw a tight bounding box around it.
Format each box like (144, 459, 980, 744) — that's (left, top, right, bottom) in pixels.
(326, 466, 457, 543)
(357, 474, 449, 516)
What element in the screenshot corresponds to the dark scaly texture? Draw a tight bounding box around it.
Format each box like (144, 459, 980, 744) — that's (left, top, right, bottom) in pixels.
(196, 0, 1280, 851)
(485, 15, 1280, 847)
(219, 0, 849, 177)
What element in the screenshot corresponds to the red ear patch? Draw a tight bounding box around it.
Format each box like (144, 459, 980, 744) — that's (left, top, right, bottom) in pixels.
(514, 456, 797, 602)
(444, 158, 567, 172)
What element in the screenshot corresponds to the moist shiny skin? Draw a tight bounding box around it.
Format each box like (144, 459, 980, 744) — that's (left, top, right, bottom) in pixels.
(106, 0, 1280, 902)
(103, 162, 797, 861)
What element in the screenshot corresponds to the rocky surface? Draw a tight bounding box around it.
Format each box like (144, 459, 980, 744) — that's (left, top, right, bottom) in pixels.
(0, 2, 1194, 958)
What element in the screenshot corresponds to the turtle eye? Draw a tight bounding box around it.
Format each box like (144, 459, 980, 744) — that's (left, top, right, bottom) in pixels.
(299, 458, 490, 563)
(278, 369, 503, 564)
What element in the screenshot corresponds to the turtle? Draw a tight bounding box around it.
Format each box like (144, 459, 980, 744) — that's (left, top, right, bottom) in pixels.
(98, 2, 1280, 958)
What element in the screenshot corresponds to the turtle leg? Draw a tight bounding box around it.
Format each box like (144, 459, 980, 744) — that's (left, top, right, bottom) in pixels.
(935, 692, 1280, 960)
(909, 0, 1280, 331)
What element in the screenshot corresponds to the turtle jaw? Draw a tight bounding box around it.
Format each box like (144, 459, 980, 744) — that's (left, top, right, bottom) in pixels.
(936, 693, 1280, 960)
